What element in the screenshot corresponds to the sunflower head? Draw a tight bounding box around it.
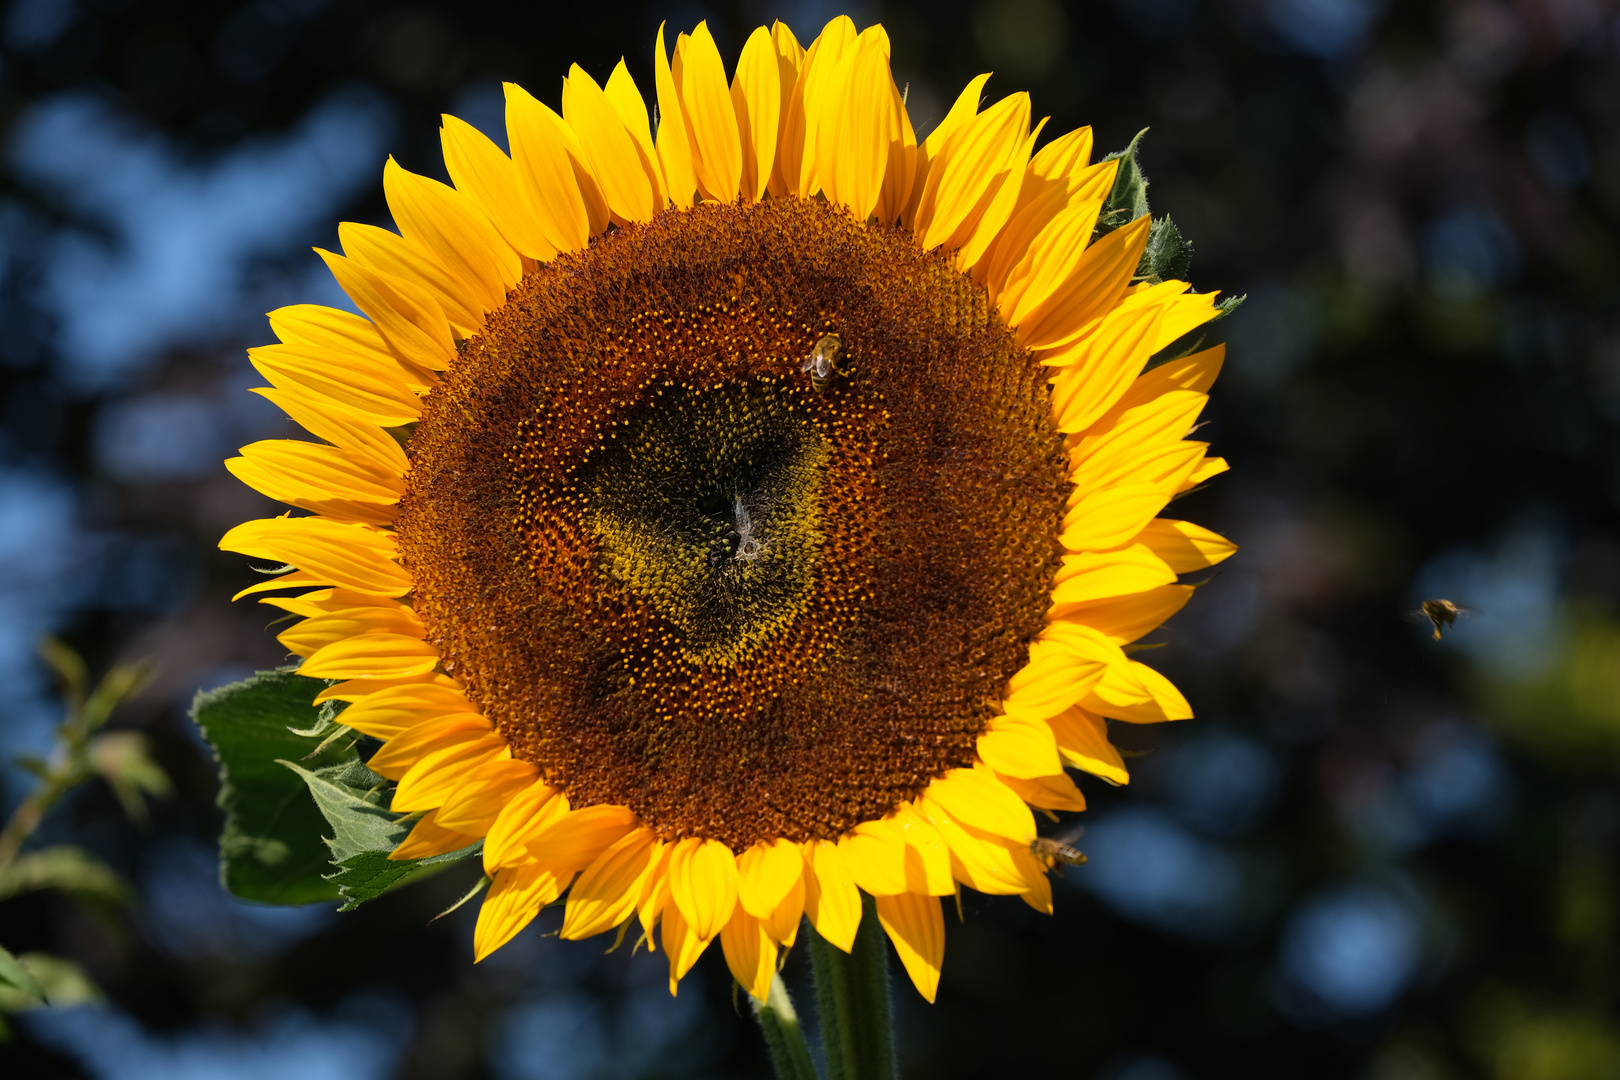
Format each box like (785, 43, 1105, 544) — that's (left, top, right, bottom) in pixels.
(221, 14, 1236, 1004)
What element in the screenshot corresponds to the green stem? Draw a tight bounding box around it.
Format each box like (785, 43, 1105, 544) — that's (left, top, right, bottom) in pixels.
(749, 971, 818, 1080)
(808, 895, 896, 1080)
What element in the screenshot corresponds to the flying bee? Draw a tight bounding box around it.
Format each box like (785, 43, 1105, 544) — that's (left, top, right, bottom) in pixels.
(800, 333, 845, 394)
(1030, 824, 1087, 870)
(1407, 599, 1475, 640)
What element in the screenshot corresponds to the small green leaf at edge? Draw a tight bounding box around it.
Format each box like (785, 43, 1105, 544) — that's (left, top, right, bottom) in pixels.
(0, 953, 103, 1012)
(278, 759, 483, 912)
(1139, 215, 1193, 286)
(1096, 127, 1151, 238)
(0, 945, 44, 1006)
(190, 668, 363, 906)
(0, 846, 133, 907)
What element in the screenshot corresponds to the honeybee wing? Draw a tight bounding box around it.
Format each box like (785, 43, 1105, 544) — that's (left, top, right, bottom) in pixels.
(1041, 822, 1086, 845)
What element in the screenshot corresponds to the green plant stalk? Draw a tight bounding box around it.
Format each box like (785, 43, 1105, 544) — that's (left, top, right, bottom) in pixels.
(0, 763, 86, 875)
(809, 894, 896, 1080)
(750, 970, 818, 1080)
(0, 645, 150, 875)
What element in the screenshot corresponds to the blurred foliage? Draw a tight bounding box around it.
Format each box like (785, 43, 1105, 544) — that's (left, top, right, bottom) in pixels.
(0, 0, 1618, 1077)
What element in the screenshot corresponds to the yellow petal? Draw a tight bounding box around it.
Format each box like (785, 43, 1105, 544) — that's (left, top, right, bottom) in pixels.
(779, 15, 857, 198)
(1051, 583, 1194, 644)
(720, 906, 777, 1003)
(764, 22, 806, 197)
(391, 809, 479, 860)
(668, 836, 739, 941)
(889, 804, 956, 896)
(805, 839, 861, 952)
(999, 195, 1107, 324)
(731, 26, 780, 202)
(905, 72, 990, 227)
(637, 846, 673, 944)
(275, 603, 422, 658)
(923, 766, 1035, 844)
(231, 569, 329, 601)
(526, 804, 639, 873)
(957, 116, 1042, 271)
(996, 770, 1087, 812)
(1085, 659, 1194, 723)
(315, 248, 455, 373)
(1066, 389, 1210, 492)
(1050, 545, 1178, 607)
(389, 733, 505, 811)
(235, 438, 404, 503)
(1059, 482, 1171, 552)
(1000, 638, 1108, 722)
(661, 897, 712, 988)
(483, 781, 566, 873)
(1047, 303, 1166, 435)
(603, 60, 666, 206)
(440, 113, 557, 261)
(840, 824, 907, 896)
(268, 303, 435, 390)
(219, 517, 412, 597)
(248, 344, 421, 426)
(1136, 518, 1237, 573)
(913, 803, 1029, 896)
(562, 829, 661, 940)
(1048, 706, 1130, 785)
(680, 21, 742, 202)
(917, 92, 1031, 252)
(1183, 455, 1229, 489)
(338, 221, 484, 336)
(251, 386, 407, 476)
(737, 838, 804, 920)
(474, 862, 565, 961)
(874, 892, 944, 1003)
(313, 671, 463, 705)
(977, 714, 1064, 779)
(435, 757, 540, 834)
(563, 64, 660, 223)
(297, 633, 440, 680)
(1016, 215, 1151, 352)
(815, 28, 893, 222)
(653, 23, 698, 208)
(505, 82, 591, 255)
(334, 682, 480, 740)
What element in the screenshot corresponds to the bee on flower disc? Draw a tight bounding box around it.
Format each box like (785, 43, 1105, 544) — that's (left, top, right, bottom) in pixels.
(1407, 599, 1474, 640)
(800, 333, 845, 394)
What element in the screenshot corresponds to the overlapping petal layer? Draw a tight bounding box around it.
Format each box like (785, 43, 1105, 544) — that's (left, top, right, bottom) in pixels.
(220, 15, 1234, 1004)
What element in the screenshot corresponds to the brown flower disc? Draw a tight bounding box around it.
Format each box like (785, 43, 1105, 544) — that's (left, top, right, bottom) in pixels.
(398, 197, 1068, 849)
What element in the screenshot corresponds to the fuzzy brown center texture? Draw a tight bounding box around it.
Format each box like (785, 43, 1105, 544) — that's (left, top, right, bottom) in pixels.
(397, 197, 1068, 848)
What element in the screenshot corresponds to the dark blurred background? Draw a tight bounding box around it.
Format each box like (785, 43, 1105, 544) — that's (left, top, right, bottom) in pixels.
(2, 0, 1619, 1076)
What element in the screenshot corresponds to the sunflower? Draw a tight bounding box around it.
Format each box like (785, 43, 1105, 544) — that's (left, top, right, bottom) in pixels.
(221, 15, 1235, 1004)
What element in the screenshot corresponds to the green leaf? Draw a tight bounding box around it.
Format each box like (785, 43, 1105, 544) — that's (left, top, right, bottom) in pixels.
(1138, 215, 1193, 286)
(0, 846, 132, 907)
(0, 953, 102, 1012)
(0, 945, 44, 1006)
(190, 668, 363, 905)
(278, 760, 481, 911)
(1215, 293, 1246, 319)
(1096, 128, 1151, 238)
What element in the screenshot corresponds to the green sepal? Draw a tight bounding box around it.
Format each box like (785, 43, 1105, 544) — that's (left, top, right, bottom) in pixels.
(190, 668, 363, 905)
(1096, 128, 1150, 238)
(278, 759, 481, 911)
(1137, 215, 1193, 286)
(1215, 293, 1246, 319)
